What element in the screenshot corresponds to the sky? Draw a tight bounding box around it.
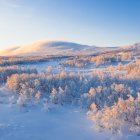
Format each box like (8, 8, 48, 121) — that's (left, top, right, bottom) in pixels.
(0, 0, 140, 50)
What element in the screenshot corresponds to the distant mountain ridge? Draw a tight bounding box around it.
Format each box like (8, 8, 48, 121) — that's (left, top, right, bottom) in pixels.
(0, 40, 132, 56)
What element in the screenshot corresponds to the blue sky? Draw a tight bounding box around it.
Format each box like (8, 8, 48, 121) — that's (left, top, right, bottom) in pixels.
(0, 0, 140, 50)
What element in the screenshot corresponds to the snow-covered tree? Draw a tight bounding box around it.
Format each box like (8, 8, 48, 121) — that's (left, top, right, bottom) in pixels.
(47, 66, 52, 73)
(50, 88, 58, 104)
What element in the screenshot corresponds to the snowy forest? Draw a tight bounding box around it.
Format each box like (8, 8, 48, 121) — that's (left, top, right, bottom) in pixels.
(0, 43, 140, 139)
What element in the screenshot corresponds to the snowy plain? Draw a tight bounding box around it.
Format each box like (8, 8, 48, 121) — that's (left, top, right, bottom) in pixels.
(0, 59, 139, 140)
(0, 89, 139, 140)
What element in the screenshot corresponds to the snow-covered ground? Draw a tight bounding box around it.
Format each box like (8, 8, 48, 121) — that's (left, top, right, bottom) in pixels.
(21, 59, 62, 73)
(0, 104, 100, 140)
(0, 87, 139, 140)
(21, 59, 95, 74)
(0, 55, 139, 140)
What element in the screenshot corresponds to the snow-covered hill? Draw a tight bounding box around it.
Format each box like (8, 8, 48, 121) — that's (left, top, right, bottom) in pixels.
(119, 42, 140, 52)
(1, 40, 139, 56)
(0, 40, 116, 56)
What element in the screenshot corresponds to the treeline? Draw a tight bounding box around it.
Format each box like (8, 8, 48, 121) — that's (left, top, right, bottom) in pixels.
(0, 55, 68, 66)
(0, 66, 37, 84)
(60, 56, 90, 68)
(60, 52, 136, 68)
